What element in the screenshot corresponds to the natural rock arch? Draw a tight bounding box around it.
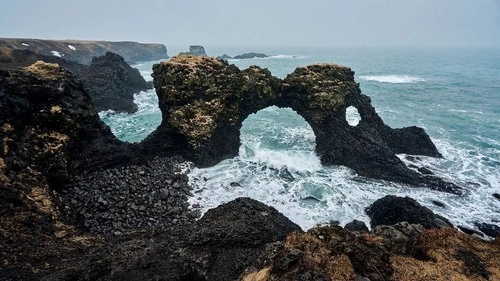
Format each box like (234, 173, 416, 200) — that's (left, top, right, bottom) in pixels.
(141, 56, 460, 194)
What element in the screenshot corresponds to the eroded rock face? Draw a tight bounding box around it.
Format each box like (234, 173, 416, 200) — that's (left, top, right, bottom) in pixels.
(144, 55, 461, 193)
(0, 61, 131, 271)
(0, 61, 124, 188)
(80, 51, 151, 113)
(0, 48, 151, 113)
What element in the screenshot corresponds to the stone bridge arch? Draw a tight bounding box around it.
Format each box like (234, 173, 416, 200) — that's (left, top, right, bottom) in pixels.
(141, 55, 460, 194)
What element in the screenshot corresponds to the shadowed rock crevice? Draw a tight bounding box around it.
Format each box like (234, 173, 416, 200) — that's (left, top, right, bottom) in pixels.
(142, 55, 460, 193)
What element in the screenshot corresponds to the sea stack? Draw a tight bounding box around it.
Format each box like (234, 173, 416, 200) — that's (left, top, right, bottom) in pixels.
(189, 45, 207, 56)
(143, 55, 461, 194)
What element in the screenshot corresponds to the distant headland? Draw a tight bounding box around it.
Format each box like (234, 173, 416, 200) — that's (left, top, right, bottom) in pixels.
(0, 38, 169, 64)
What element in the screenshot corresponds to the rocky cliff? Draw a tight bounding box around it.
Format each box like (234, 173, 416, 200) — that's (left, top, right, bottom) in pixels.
(79, 52, 151, 113)
(0, 38, 168, 65)
(143, 55, 460, 194)
(0, 48, 150, 113)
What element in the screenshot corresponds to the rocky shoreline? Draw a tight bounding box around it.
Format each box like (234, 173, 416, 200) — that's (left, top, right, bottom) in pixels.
(1, 54, 499, 280)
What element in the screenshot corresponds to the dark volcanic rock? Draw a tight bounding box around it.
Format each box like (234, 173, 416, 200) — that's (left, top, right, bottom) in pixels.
(344, 219, 369, 232)
(493, 193, 500, 201)
(475, 222, 500, 238)
(0, 61, 125, 188)
(241, 224, 500, 281)
(189, 45, 207, 56)
(0, 48, 151, 113)
(0, 38, 169, 65)
(457, 226, 484, 237)
(0, 61, 132, 275)
(233, 52, 269, 59)
(143, 55, 461, 193)
(80, 51, 151, 113)
(63, 157, 194, 235)
(92, 197, 299, 281)
(366, 195, 453, 229)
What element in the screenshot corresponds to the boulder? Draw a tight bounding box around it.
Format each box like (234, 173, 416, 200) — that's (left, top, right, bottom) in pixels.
(344, 219, 369, 232)
(365, 195, 453, 229)
(142, 55, 461, 193)
(475, 222, 500, 238)
(233, 52, 269, 59)
(79, 51, 151, 113)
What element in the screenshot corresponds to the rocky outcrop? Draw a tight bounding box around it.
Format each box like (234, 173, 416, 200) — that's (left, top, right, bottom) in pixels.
(143, 55, 461, 193)
(0, 61, 125, 188)
(217, 54, 233, 60)
(233, 52, 269, 59)
(0, 48, 150, 113)
(79, 52, 151, 113)
(6, 197, 301, 281)
(0, 38, 169, 64)
(366, 195, 453, 229)
(0, 62, 132, 274)
(241, 224, 500, 281)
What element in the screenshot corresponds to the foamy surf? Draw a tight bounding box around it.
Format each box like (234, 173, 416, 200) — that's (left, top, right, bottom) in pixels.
(187, 107, 500, 232)
(359, 75, 425, 83)
(229, 54, 306, 61)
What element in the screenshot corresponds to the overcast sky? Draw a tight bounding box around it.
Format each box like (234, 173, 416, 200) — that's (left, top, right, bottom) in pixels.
(1, 0, 499, 48)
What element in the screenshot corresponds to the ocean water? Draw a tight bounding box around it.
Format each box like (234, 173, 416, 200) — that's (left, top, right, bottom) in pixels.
(100, 47, 500, 232)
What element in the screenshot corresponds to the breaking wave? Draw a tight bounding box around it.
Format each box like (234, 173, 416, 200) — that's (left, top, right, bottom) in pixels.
(359, 75, 426, 84)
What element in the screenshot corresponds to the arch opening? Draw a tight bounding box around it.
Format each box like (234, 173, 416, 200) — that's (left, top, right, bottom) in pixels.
(239, 106, 320, 173)
(346, 106, 361, 126)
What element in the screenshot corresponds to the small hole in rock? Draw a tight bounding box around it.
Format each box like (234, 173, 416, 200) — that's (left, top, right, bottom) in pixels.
(346, 106, 361, 126)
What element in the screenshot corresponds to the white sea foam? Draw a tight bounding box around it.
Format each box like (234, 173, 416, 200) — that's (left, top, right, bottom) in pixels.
(229, 54, 305, 61)
(267, 54, 305, 59)
(359, 75, 425, 83)
(51, 50, 62, 57)
(67, 45, 76, 51)
(187, 108, 500, 233)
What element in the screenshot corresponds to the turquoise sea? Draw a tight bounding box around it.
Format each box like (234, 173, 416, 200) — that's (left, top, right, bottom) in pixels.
(100, 47, 500, 231)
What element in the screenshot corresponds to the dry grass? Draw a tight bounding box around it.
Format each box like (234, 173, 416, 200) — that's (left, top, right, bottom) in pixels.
(242, 267, 271, 281)
(23, 61, 66, 80)
(50, 105, 62, 114)
(392, 228, 500, 281)
(168, 55, 222, 67)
